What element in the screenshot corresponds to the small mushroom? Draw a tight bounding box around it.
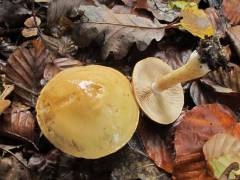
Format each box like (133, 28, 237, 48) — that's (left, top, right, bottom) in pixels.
(36, 65, 139, 159)
(132, 37, 228, 124)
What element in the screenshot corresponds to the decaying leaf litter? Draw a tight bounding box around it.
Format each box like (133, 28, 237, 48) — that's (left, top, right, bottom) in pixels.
(1, 0, 240, 179)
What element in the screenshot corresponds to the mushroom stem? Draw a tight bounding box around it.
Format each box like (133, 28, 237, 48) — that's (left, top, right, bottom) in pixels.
(152, 51, 210, 92)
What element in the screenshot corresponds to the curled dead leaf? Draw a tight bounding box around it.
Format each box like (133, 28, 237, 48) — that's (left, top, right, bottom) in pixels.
(4, 39, 50, 106)
(1, 104, 36, 144)
(24, 16, 41, 28)
(190, 81, 240, 113)
(173, 104, 240, 179)
(203, 133, 240, 179)
(227, 25, 240, 59)
(223, 0, 240, 25)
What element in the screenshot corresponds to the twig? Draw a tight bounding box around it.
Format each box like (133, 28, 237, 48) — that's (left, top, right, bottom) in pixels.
(0, 146, 29, 169)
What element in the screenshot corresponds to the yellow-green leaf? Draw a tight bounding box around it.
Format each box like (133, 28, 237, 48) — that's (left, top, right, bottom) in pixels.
(203, 133, 240, 179)
(169, 1, 197, 10)
(180, 5, 215, 38)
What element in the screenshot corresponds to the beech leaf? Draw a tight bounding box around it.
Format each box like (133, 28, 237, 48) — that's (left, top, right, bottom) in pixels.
(173, 104, 240, 179)
(138, 121, 174, 173)
(73, 5, 165, 59)
(180, 5, 215, 38)
(203, 133, 240, 179)
(227, 25, 240, 59)
(1, 103, 36, 144)
(223, 0, 240, 25)
(4, 39, 50, 106)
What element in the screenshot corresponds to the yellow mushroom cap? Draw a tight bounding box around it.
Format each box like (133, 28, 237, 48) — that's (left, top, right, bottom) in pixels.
(132, 57, 184, 124)
(36, 65, 139, 159)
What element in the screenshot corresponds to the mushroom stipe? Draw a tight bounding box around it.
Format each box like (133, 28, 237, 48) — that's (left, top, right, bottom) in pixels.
(132, 36, 228, 124)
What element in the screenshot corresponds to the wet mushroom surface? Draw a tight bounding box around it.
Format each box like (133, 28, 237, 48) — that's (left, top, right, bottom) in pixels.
(1, 0, 240, 179)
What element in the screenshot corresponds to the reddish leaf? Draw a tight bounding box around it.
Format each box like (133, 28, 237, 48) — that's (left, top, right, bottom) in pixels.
(173, 104, 240, 179)
(223, 0, 240, 25)
(1, 103, 36, 144)
(138, 120, 174, 173)
(227, 25, 240, 59)
(4, 39, 50, 106)
(205, 8, 227, 35)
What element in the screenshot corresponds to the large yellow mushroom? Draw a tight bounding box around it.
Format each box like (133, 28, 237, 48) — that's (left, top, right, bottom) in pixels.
(36, 65, 139, 159)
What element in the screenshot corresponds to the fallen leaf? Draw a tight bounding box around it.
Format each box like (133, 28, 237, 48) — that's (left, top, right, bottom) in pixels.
(44, 58, 82, 81)
(47, 0, 95, 24)
(180, 5, 215, 38)
(72, 5, 165, 59)
(153, 43, 192, 70)
(0, 84, 14, 114)
(0, 37, 17, 59)
(169, 0, 198, 10)
(173, 104, 240, 179)
(4, 39, 50, 106)
(227, 25, 240, 59)
(24, 16, 41, 28)
(111, 146, 170, 180)
(0, 153, 30, 180)
(41, 34, 78, 56)
(190, 64, 240, 112)
(205, 8, 227, 36)
(138, 120, 175, 173)
(223, 0, 240, 25)
(202, 64, 240, 92)
(21, 28, 38, 38)
(1, 103, 36, 143)
(190, 81, 240, 113)
(135, 0, 179, 22)
(203, 133, 240, 179)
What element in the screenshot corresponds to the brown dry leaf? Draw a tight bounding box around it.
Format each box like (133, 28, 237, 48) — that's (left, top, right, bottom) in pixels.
(47, 0, 95, 24)
(4, 39, 50, 107)
(190, 64, 240, 112)
(190, 81, 240, 113)
(173, 104, 240, 179)
(153, 44, 192, 70)
(138, 120, 174, 173)
(72, 5, 165, 60)
(134, 0, 179, 22)
(0, 153, 30, 180)
(41, 34, 78, 56)
(1, 103, 35, 144)
(202, 64, 240, 93)
(223, 0, 240, 25)
(227, 25, 240, 59)
(180, 5, 215, 38)
(44, 58, 82, 81)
